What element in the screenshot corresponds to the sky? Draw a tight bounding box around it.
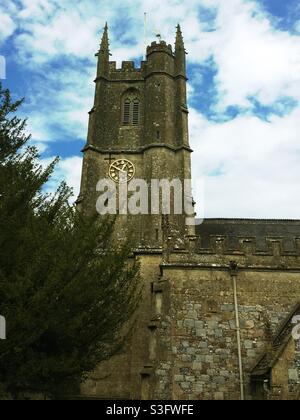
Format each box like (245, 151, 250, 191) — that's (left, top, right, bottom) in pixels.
(0, 0, 300, 219)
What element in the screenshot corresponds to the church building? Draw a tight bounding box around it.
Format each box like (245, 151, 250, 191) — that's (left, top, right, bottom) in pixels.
(77, 24, 300, 400)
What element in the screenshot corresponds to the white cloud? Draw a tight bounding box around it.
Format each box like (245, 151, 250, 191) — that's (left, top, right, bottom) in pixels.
(43, 156, 83, 201)
(58, 156, 83, 200)
(190, 106, 300, 218)
(17, 0, 56, 20)
(178, 0, 300, 109)
(0, 10, 17, 43)
(212, 1, 300, 107)
(32, 141, 49, 154)
(15, 11, 101, 63)
(22, 65, 95, 144)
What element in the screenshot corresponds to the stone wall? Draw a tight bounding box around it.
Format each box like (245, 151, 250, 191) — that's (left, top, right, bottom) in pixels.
(148, 247, 300, 400)
(81, 253, 162, 400)
(80, 245, 300, 400)
(270, 338, 298, 399)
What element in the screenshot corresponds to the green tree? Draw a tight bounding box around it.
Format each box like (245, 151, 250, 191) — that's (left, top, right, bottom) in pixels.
(0, 84, 140, 400)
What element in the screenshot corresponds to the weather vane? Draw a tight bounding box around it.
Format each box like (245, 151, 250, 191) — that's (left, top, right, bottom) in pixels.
(154, 29, 162, 42)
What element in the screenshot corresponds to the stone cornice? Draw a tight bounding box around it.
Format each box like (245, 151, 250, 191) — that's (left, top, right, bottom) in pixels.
(82, 143, 193, 154)
(94, 72, 188, 84)
(160, 263, 300, 272)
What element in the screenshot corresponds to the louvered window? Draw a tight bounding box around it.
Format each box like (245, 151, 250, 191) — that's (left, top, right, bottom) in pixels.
(122, 97, 140, 126)
(123, 99, 131, 125)
(132, 99, 140, 125)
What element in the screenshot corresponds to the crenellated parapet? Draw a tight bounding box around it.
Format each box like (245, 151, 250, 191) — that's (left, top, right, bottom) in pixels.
(95, 25, 186, 83)
(99, 42, 177, 81)
(146, 41, 174, 58)
(162, 234, 300, 269)
(107, 61, 146, 81)
(197, 235, 300, 256)
(212, 235, 300, 256)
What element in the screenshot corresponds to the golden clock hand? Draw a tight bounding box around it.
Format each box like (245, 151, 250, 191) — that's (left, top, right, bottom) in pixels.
(111, 164, 122, 171)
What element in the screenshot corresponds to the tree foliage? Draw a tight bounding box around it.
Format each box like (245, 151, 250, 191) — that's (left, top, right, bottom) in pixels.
(0, 84, 140, 399)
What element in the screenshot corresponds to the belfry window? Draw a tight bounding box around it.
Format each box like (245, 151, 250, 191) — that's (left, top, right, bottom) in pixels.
(123, 99, 131, 125)
(122, 96, 140, 126)
(132, 99, 140, 125)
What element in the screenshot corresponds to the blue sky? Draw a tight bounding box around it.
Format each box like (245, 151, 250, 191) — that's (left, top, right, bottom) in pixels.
(0, 0, 300, 218)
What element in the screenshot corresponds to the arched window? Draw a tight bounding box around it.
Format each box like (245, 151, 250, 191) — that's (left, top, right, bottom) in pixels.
(132, 99, 140, 125)
(122, 93, 140, 126)
(123, 99, 131, 125)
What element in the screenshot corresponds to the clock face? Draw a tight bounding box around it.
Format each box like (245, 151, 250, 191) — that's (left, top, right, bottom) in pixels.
(109, 159, 136, 183)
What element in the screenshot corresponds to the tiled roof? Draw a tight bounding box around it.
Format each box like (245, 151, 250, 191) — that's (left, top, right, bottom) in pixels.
(196, 219, 300, 252)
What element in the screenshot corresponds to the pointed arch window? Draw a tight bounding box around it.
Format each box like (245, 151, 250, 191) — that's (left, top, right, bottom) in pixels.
(122, 96, 140, 126)
(123, 99, 131, 125)
(132, 99, 140, 125)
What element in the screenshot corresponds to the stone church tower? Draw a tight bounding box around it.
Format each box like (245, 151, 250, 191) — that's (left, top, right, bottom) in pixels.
(77, 24, 194, 248)
(78, 25, 300, 400)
